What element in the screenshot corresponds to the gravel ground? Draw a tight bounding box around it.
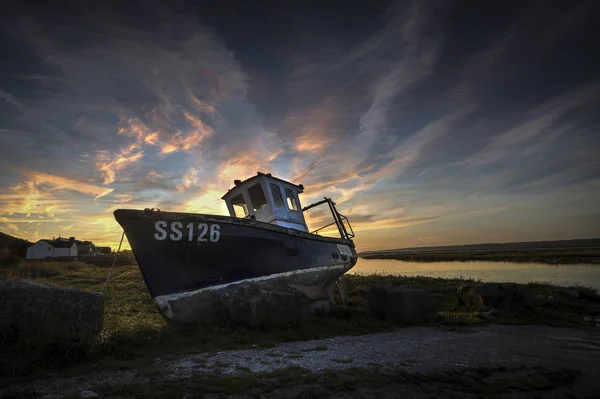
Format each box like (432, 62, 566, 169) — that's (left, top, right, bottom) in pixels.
(2, 324, 600, 398)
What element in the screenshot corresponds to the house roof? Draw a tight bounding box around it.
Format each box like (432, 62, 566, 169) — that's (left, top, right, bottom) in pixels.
(40, 239, 76, 248)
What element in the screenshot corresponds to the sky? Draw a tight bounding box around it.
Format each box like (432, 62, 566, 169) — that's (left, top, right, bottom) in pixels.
(1, 0, 599, 252)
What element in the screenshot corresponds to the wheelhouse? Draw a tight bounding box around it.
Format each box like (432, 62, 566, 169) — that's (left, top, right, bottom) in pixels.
(221, 172, 309, 232)
(221, 172, 355, 240)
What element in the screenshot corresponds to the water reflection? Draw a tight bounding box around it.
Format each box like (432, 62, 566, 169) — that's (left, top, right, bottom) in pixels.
(350, 258, 600, 290)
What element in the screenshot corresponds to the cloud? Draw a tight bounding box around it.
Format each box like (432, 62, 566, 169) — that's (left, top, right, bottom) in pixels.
(0, 87, 25, 109)
(94, 147, 144, 185)
(176, 168, 199, 192)
(23, 171, 114, 199)
(271, 0, 447, 209)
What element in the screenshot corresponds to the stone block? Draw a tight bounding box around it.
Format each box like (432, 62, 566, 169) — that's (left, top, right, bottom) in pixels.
(0, 279, 104, 347)
(369, 285, 439, 324)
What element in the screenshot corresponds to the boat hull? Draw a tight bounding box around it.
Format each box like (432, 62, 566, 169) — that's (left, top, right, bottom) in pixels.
(113, 209, 357, 322)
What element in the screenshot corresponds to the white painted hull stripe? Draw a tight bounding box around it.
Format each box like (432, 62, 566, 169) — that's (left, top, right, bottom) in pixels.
(154, 263, 350, 308)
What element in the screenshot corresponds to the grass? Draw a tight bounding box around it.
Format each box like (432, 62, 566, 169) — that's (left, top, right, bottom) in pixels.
(0, 261, 88, 279)
(64, 364, 581, 399)
(1, 261, 599, 382)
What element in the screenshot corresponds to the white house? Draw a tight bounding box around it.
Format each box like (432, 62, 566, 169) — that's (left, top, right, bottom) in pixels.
(26, 238, 78, 259)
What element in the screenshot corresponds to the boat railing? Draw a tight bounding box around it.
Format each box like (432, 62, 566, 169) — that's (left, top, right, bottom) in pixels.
(302, 197, 355, 240)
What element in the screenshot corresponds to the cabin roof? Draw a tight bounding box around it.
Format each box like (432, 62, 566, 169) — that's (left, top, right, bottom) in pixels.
(221, 172, 304, 200)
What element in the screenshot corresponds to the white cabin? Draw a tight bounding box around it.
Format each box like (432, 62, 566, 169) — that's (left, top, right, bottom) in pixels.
(221, 172, 309, 232)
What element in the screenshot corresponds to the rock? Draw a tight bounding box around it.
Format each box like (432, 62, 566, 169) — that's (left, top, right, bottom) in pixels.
(556, 288, 580, 298)
(473, 283, 527, 312)
(222, 282, 312, 328)
(80, 390, 99, 398)
(368, 285, 439, 324)
(368, 284, 390, 319)
(0, 279, 103, 347)
(457, 285, 486, 311)
(160, 280, 312, 327)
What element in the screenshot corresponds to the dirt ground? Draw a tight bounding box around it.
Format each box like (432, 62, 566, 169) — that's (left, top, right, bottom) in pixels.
(2, 324, 600, 398)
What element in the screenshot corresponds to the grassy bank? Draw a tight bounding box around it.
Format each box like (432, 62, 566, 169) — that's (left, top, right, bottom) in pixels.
(360, 247, 600, 264)
(1, 261, 599, 381)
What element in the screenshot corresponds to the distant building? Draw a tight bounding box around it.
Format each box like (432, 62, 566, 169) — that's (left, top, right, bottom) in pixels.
(76, 240, 95, 255)
(26, 237, 78, 259)
(96, 246, 111, 255)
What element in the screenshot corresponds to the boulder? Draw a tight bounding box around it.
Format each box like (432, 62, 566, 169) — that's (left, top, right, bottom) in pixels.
(0, 279, 104, 347)
(472, 283, 527, 311)
(457, 285, 486, 311)
(220, 281, 312, 328)
(369, 285, 439, 324)
(160, 280, 312, 327)
(368, 284, 390, 319)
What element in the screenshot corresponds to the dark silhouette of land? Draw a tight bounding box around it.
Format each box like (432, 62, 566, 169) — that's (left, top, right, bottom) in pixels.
(359, 238, 600, 264)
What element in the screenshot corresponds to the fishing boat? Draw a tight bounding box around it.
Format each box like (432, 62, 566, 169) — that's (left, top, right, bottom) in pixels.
(113, 172, 357, 323)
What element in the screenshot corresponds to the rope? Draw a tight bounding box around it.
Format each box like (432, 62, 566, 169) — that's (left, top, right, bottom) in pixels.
(111, 230, 125, 268)
(101, 272, 111, 294)
(103, 231, 125, 294)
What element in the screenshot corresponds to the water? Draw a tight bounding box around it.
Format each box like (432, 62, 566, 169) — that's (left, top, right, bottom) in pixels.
(350, 258, 600, 290)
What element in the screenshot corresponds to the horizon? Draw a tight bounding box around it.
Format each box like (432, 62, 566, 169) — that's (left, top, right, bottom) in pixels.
(1, 0, 600, 252)
(2, 226, 598, 253)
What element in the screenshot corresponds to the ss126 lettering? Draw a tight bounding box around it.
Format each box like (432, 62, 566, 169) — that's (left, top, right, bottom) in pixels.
(154, 221, 221, 242)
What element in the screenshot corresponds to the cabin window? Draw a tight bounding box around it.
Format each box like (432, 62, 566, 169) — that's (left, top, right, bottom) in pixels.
(231, 193, 248, 217)
(285, 188, 299, 211)
(270, 184, 284, 208)
(248, 183, 268, 212)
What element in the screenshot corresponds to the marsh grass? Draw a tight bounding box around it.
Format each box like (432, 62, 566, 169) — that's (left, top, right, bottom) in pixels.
(1, 261, 599, 381)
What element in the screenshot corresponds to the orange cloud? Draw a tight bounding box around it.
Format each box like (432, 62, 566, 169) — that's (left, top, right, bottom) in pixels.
(24, 171, 114, 199)
(143, 170, 164, 183)
(295, 128, 332, 153)
(0, 173, 108, 234)
(216, 149, 282, 187)
(117, 116, 155, 144)
(184, 112, 215, 137)
(95, 147, 144, 184)
(144, 131, 160, 145)
(183, 186, 229, 215)
(187, 90, 219, 117)
(160, 143, 178, 155)
(176, 168, 200, 192)
(159, 130, 210, 156)
(305, 210, 437, 238)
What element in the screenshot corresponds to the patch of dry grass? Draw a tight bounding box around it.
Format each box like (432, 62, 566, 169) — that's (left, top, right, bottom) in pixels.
(0, 261, 87, 279)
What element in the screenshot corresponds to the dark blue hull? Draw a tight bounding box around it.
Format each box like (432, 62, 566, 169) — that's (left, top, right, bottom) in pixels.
(113, 208, 358, 300)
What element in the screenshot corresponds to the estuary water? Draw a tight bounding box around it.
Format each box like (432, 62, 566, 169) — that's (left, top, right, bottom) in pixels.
(349, 258, 600, 290)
